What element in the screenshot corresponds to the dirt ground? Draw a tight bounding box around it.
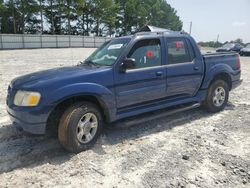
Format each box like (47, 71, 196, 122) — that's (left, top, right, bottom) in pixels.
(0, 48, 249, 188)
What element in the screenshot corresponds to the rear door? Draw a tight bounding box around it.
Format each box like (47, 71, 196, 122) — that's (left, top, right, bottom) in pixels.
(165, 37, 204, 98)
(114, 38, 167, 109)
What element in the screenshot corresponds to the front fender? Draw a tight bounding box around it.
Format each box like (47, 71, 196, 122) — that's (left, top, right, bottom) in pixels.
(201, 64, 233, 89)
(46, 83, 116, 122)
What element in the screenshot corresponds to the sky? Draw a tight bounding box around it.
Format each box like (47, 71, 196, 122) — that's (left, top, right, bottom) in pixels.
(167, 0, 250, 43)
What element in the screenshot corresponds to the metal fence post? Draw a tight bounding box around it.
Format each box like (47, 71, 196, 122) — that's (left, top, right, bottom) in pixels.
(82, 36, 84, 47)
(56, 35, 58, 48)
(0, 34, 3, 49)
(94, 36, 96, 48)
(69, 35, 71, 48)
(22, 34, 25, 48)
(40, 35, 43, 48)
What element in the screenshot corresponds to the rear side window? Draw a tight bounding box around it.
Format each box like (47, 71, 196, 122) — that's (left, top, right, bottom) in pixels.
(167, 38, 195, 64)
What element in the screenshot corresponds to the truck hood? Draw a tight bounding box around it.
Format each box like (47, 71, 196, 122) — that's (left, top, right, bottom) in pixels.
(217, 47, 231, 51)
(10, 65, 111, 89)
(241, 48, 250, 52)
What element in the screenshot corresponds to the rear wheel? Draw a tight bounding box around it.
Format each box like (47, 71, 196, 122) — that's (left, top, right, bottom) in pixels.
(58, 102, 103, 153)
(203, 79, 229, 113)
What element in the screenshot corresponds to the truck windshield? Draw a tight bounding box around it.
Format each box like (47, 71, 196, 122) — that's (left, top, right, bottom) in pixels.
(246, 44, 250, 48)
(222, 43, 234, 48)
(83, 38, 131, 66)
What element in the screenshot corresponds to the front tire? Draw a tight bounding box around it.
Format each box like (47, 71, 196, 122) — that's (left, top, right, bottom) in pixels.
(203, 80, 229, 113)
(58, 102, 103, 153)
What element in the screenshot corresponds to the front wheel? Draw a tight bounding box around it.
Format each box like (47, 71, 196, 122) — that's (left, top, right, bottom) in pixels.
(58, 102, 103, 153)
(203, 80, 229, 113)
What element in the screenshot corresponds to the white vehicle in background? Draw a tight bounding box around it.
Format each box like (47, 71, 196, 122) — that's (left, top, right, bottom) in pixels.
(240, 44, 250, 56)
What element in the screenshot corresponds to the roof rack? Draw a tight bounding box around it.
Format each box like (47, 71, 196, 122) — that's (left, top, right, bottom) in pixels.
(139, 25, 172, 32)
(134, 25, 183, 36)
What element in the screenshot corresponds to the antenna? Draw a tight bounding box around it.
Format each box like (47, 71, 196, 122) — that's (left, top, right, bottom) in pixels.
(189, 21, 192, 35)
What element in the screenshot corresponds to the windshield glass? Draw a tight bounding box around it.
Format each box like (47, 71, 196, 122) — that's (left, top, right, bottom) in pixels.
(222, 43, 234, 48)
(84, 38, 131, 66)
(246, 44, 250, 48)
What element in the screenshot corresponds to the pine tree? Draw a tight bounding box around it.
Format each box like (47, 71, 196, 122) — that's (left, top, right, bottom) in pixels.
(91, 0, 118, 36)
(0, 0, 5, 33)
(12, 0, 41, 34)
(115, 0, 183, 36)
(1, 0, 183, 35)
(44, 0, 63, 34)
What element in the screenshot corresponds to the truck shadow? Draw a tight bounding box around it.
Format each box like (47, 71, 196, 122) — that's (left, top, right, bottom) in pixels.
(0, 103, 235, 174)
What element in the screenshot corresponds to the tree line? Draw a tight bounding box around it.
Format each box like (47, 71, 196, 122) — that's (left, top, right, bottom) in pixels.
(198, 38, 246, 48)
(0, 0, 183, 36)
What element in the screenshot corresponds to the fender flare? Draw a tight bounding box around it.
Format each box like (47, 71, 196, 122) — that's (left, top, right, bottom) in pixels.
(46, 83, 116, 122)
(201, 64, 233, 89)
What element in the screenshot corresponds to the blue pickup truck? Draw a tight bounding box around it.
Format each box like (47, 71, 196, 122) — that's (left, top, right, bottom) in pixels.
(6, 29, 242, 152)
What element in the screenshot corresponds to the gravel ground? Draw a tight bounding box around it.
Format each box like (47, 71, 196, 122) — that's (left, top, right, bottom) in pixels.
(0, 48, 249, 188)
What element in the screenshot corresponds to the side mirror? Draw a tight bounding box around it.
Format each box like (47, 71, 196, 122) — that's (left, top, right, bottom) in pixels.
(120, 58, 136, 72)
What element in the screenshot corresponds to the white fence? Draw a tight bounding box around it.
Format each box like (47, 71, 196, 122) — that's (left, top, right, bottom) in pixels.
(0, 34, 111, 50)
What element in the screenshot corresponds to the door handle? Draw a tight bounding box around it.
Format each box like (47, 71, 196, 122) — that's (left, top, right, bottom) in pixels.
(193, 66, 199, 71)
(155, 71, 163, 76)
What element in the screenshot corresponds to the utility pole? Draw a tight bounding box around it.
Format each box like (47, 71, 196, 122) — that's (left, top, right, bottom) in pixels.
(216, 34, 220, 43)
(189, 21, 192, 35)
(214, 34, 220, 48)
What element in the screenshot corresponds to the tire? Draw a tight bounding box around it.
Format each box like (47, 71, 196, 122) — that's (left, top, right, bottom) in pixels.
(203, 79, 229, 113)
(58, 102, 103, 153)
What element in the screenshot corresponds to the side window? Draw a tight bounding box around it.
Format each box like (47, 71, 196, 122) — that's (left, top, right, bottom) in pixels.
(235, 44, 241, 49)
(167, 38, 194, 64)
(127, 39, 161, 69)
(186, 39, 196, 61)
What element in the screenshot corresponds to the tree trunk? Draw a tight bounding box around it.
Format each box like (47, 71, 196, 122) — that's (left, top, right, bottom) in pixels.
(39, 0, 43, 34)
(50, 0, 54, 34)
(67, 0, 71, 35)
(20, 0, 25, 34)
(68, 17, 71, 35)
(96, 19, 99, 36)
(10, 0, 16, 34)
(86, 13, 89, 36)
(82, 11, 85, 35)
(58, 1, 62, 34)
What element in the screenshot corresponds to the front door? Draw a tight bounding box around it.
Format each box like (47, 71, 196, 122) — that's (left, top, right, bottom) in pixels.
(114, 38, 166, 109)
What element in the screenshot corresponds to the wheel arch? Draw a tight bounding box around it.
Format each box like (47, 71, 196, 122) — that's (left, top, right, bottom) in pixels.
(209, 72, 232, 91)
(46, 94, 110, 134)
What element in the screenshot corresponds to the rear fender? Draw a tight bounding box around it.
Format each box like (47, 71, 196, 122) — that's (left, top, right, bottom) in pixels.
(201, 64, 233, 89)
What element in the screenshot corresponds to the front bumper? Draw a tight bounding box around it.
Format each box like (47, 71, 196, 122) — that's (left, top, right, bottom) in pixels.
(232, 79, 243, 90)
(7, 105, 52, 135)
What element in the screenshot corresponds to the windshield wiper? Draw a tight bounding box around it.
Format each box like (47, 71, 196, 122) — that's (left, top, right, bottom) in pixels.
(84, 60, 100, 66)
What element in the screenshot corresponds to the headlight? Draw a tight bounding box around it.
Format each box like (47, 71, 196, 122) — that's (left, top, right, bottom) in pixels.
(14, 91, 41, 107)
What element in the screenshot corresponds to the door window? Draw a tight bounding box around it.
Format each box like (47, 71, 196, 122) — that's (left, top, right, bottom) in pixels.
(167, 38, 194, 64)
(127, 39, 161, 69)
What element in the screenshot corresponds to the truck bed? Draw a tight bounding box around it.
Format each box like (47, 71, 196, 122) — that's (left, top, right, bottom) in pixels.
(202, 52, 239, 71)
(200, 51, 241, 90)
(202, 51, 238, 57)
